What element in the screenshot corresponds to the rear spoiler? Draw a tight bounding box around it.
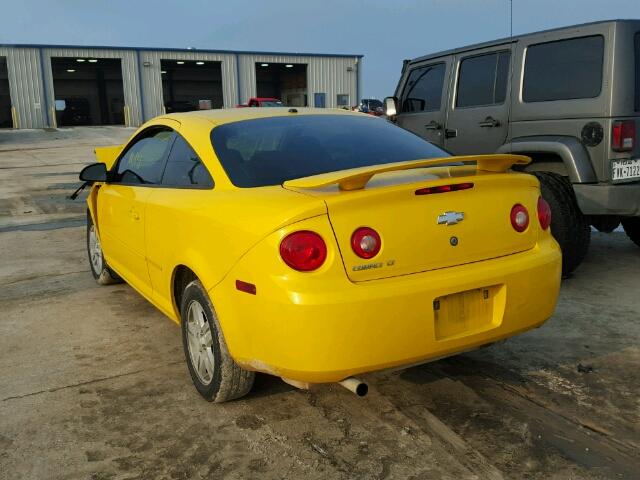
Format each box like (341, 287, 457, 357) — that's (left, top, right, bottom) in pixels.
(284, 154, 531, 191)
(94, 144, 124, 169)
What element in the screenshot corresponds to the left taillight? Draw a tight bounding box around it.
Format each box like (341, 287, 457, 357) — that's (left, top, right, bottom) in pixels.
(279, 231, 327, 271)
(351, 227, 381, 259)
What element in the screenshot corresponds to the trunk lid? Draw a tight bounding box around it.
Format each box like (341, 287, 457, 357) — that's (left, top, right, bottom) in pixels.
(285, 158, 539, 282)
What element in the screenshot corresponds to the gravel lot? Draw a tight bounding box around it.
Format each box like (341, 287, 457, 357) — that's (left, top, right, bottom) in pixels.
(1, 127, 638, 480)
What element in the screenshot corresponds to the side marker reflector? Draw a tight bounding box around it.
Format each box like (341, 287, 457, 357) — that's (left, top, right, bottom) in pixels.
(235, 280, 256, 295)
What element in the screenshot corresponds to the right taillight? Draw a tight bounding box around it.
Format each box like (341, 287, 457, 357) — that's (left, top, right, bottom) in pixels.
(279, 231, 327, 271)
(537, 196, 551, 230)
(612, 120, 636, 152)
(510, 204, 529, 232)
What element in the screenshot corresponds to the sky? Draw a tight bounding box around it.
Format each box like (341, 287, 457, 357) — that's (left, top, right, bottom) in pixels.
(2, 0, 640, 99)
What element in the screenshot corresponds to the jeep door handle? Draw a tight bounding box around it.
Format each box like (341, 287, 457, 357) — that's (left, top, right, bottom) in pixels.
(478, 116, 500, 128)
(129, 208, 140, 221)
(444, 128, 457, 139)
(425, 120, 442, 130)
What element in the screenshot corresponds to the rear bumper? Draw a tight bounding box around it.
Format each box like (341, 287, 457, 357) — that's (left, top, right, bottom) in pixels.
(211, 237, 561, 383)
(574, 181, 640, 216)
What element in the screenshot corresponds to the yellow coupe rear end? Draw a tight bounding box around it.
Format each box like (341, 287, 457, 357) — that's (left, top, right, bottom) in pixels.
(83, 108, 561, 401)
(212, 157, 561, 385)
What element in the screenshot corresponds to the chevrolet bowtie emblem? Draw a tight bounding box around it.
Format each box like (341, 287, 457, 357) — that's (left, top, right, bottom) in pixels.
(437, 211, 464, 226)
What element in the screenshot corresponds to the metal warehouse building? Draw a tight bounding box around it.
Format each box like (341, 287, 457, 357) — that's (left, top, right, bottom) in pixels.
(0, 44, 363, 129)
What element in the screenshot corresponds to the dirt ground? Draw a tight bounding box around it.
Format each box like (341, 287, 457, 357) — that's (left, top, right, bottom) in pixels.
(0, 127, 638, 480)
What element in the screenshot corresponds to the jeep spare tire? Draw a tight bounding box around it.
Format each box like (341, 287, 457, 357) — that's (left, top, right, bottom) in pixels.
(534, 172, 590, 276)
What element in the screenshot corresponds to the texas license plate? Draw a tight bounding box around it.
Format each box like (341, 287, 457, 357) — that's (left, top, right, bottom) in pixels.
(611, 158, 640, 183)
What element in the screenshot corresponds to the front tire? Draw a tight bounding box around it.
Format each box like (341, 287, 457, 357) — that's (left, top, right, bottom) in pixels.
(180, 279, 254, 402)
(534, 172, 590, 276)
(621, 217, 640, 247)
(87, 215, 122, 285)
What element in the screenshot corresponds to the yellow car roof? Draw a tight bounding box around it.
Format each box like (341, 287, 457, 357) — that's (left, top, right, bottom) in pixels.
(159, 107, 367, 126)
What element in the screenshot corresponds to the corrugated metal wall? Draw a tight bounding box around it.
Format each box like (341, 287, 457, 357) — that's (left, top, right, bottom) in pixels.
(1, 47, 46, 129)
(237, 54, 359, 107)
(0, 45, 361, 129)
(41, 47, 142, 127)
(138, 50, 237, 119)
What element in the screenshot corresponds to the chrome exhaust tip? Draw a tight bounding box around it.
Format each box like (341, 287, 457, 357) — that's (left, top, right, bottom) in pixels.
(338, 377, 368, 397)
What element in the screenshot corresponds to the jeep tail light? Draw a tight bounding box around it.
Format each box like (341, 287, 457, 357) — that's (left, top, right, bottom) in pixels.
(510, 204, 529, 232)
(537, 196, 551, 231)
(280, 231, 327, 271)
(351, 227, 381, 259)
(611, 120, 635, 152)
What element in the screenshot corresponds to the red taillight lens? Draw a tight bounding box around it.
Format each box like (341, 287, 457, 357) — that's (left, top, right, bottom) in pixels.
(537, 196, 551, 230)
(279, 231, 327, 271)
(510, 204, 529, 232)
(351, 227, 381, 259)
(612, 120, 636, 152)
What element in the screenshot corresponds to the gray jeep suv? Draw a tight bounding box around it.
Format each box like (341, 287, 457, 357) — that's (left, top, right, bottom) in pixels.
(386, 20, 640, 275)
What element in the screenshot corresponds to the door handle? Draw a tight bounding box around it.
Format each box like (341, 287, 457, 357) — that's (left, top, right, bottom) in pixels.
(478, 116, 500, 128)
(425, 120, 442, 130)
(444, 128, 457, 139)
(129, 208, 140, 221)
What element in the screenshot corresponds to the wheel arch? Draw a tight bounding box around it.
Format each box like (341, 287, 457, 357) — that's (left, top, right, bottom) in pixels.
(497, 136, 597, 183)
(171, 264, 197, 320)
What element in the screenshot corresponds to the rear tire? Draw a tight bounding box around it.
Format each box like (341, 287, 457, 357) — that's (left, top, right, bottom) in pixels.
(534, 172, 590, 276)
(86, 215, 123, 285)
(180, 279, 254, 402)
(621, 217, 640, 247)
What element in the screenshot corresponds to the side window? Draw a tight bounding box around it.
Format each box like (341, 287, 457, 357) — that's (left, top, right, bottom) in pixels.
(400, 63, 446, 113)
(115, 129, 174, 184)
(161, 135, 214, 188)
(456, 51, 510, 108)
(523, 35, 604, 102)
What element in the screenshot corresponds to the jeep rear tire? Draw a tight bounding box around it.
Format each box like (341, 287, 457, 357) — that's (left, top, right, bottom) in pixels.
(621, 218, 640, 247)
(534, 172, 590, 276)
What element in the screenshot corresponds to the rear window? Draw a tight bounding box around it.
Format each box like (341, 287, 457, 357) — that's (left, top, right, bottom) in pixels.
(635, 32, 640, 111)
(211, 115, 449, 187)
(456, 51, 510, 108)
(523, 35, 604, 102)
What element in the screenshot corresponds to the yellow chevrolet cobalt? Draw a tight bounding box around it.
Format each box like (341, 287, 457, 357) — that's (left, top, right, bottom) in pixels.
(79, 108, 561, 402)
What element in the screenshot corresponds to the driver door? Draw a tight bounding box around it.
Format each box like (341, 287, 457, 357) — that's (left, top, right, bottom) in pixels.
(97, 127, 176, 298)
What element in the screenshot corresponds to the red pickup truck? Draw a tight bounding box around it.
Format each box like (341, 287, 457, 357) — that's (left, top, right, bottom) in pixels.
(236, 97, 284, 108)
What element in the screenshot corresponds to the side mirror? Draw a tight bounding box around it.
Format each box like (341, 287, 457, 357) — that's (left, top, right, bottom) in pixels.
(79, 162, 107, 183)
(384, 97, 398, 117)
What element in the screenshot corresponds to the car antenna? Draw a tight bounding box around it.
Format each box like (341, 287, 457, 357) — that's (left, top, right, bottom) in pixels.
(69, 182, 88, 200)
(507, 0, 514, 155)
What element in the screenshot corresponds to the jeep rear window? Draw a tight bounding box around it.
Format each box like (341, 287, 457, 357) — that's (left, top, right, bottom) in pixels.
(456, 51, 510, 108)
(523, 35, 604, 102)
(211, 115, 449, 188)
(635, 32, 640, 111)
